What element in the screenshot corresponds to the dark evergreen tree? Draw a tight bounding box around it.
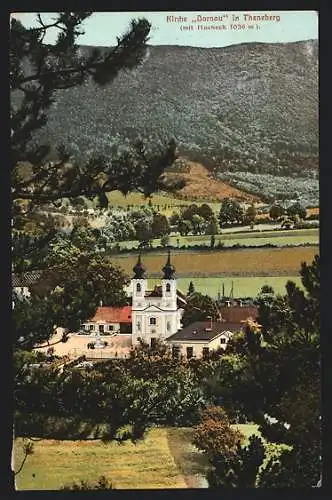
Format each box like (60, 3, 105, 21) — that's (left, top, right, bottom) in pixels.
(188, 281, 195, 296)
(10, 13, 183, 209)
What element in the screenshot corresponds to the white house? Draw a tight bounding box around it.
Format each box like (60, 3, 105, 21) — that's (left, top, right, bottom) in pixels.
(166, 319, 242, 359)
(81, 305, 132, 335)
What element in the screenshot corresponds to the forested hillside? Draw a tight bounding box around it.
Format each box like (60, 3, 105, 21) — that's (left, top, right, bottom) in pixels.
(13, 39, 318, 204)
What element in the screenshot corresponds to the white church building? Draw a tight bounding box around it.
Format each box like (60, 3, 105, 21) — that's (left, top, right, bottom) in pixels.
(127, 252, 187, 346)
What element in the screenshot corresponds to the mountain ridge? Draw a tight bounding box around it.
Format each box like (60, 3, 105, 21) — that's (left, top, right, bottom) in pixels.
(15, 39, 319, 204)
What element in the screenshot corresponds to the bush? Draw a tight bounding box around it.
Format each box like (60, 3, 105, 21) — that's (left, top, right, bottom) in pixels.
(61, 475, 113, 490)
(192, 406, 244, 461)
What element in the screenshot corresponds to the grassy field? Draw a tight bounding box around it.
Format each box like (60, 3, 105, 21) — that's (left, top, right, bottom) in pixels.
(111, 246, 319, 278)
(14, 425, 261, 490)
(15, 424, 289, 490)
(118, 228, 319, 250)
(15, 429, 187, 490)
(106, 191, 193, 216)
(148, 276, 303, 298)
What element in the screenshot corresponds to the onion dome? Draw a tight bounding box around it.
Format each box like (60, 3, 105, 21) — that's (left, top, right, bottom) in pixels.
(132, 254, 146, 279)
(162, 250, 176, 280)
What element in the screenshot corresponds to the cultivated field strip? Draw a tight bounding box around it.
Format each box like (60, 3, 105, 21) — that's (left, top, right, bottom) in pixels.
(111, 246, 319, 277)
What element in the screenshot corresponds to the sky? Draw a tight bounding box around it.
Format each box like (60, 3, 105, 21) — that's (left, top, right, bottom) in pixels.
(11, 11, 318, 48)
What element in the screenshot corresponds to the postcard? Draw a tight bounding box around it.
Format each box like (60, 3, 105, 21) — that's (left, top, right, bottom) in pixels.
(10, 10, 319, 491)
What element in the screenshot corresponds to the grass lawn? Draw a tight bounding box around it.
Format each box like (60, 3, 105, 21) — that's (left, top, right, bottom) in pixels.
(15, 429, 187, 490)
(15, 424, 289, 490)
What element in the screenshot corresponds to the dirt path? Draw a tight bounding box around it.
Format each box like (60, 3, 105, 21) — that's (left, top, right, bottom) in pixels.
(166, 427, 209, 488)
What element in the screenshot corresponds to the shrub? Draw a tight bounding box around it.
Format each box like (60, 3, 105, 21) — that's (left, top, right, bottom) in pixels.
(61, 475, 113, 490)
(192, 406, 244, 461)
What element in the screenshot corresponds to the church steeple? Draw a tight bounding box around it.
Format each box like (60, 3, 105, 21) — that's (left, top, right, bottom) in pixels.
(162, 250, 176, 280)
(133, 253, 146, 279)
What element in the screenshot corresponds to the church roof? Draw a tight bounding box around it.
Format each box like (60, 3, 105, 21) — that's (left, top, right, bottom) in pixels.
(86, 306, 132, 324)
(146, 286, 163, 298)
(144, 285, 187, 305)
(167, 321, 242, 342)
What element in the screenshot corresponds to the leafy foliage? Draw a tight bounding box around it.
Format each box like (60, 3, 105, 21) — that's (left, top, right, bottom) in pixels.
(13, 233, 129, 348)
(219, 198, 244, 227)
(208, 435, 266, 488)
(61, 475, 113, 490)
(182, 292, 220, 327)
(193, 406, 244, 461)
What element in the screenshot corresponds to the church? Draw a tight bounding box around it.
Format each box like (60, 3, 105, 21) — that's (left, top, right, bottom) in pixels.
(129, 252, 187, 345)
(80, 251, 250, 359)
(82, 251, 187, 347)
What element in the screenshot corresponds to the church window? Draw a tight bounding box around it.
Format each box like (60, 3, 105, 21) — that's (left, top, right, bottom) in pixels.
(166, 283, 171, 293)
(150, 317, 156, 325)
(136, 283, 141, 293)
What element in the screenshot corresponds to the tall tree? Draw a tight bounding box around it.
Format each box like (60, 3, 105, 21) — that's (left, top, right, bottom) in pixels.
(269, 204, 284, 221)
(182, 292, 220, 327)
(151, 213, 170, 239)
(10, 13, 183, 209)
(218, 198, 244, 228)
(286, 202, 306, 221)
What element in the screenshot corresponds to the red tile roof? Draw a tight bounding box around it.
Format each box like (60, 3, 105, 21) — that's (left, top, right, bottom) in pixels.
(220, 307, 258, 324)
(88, 306, 132, 324)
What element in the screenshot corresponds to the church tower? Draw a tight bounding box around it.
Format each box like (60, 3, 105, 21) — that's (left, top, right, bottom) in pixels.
(132, 254, 147, 308)
(161, 251, 181, 335)
(131, 254, 147, 343)
(161, 250, 177, 310)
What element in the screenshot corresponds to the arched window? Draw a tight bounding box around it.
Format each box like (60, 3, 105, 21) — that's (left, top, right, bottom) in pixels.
(166, 283, 171, 293)
(136, 283, 141, 293)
